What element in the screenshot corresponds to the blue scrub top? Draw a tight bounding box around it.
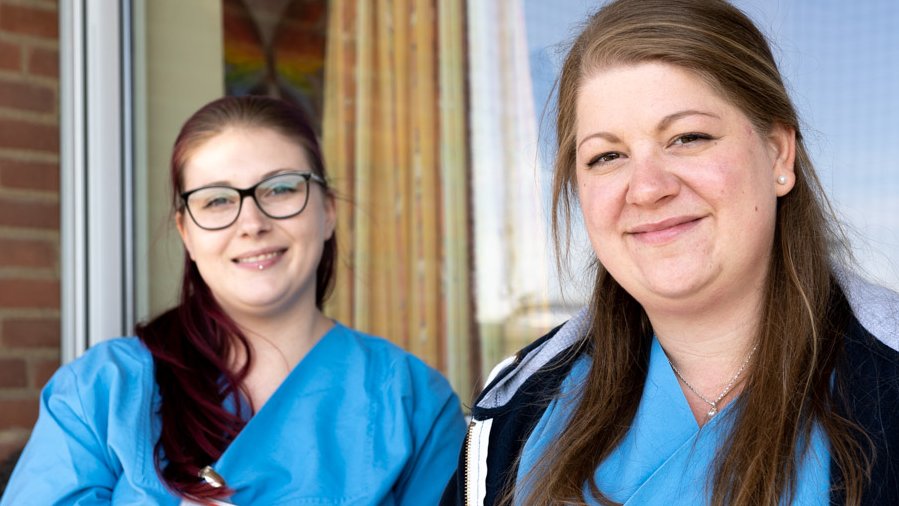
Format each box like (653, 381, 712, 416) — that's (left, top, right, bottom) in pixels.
(3, 323, 466, 505)
(517, 337, 830, 505)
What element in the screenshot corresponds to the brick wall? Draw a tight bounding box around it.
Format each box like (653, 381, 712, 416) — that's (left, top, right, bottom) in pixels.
(0, 0, 60, 462)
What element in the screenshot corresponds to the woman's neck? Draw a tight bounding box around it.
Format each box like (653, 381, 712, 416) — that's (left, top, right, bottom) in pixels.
(228, 307, 334, 410)
(648, 292, 763, 425)
(648, 277, 764, 363)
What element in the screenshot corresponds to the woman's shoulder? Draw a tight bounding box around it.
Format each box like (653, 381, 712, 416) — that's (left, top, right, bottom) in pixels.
(59, 337, 153, 380)
(327, 322, 458, 397)
(9, 338, 163, 504)
(330, 322, 433, 369)
(472, 307, 591, 415)
(837, 268, 899, 352)
(46, 337, 156, 411)
(835, 274, 899, 503)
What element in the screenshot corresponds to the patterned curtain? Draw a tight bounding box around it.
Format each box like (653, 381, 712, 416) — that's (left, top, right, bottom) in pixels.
(321, 0, 476, 398)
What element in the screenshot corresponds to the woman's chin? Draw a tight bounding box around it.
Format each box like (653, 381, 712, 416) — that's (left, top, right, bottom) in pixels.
(623, 269, 720, 309)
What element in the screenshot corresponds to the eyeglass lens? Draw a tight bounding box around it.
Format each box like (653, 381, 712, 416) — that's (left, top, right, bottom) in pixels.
(185, 173, 311, 230)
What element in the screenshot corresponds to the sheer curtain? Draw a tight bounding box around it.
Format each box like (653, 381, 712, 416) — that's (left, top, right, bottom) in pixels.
(467, 0, 563, 379)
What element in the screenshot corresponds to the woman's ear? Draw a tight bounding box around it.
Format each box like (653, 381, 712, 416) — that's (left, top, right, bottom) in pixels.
(768, 123, 796, 197)
(323, 193, 337, 241)
(175, 210, 195, 260)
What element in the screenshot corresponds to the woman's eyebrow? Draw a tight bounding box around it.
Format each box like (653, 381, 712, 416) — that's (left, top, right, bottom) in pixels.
(656, 109, 720, 132)
(577, 131, 621, 151)
(577, 109, 721, 151)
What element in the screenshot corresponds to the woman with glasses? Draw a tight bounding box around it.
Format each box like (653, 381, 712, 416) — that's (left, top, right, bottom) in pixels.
(4, 96, 466, 505)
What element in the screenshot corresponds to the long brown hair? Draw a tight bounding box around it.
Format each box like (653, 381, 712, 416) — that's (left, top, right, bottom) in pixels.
(136, 95, 337, 500)
(524, 0, 872, 504)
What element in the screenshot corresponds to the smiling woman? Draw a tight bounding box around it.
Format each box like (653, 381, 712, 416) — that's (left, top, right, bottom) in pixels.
(575, 63, 795, 314)
(3, 96, 466, 505)
(440, 0, 899, 505)
(175, 126, 335, 329)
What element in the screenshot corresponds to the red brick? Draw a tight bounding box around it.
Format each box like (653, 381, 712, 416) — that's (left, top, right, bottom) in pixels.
(0, 437, 26, 464)
(0, 158, 59, 192)
(2, 317, 59, 348)
(0, 118, 58, 152)
(30, 356, 58, 388)
(0, 38, 21, 72)
(0, 4, 58, 39)
(0, 279, 59, 308)
(0, 358, 27, 388)
(0, 196, 59, 229)
(0, 398, 38, 429)
(0, 79, 55, 113)
(26, 45, 56, 78)
(0, 237, 55, 268)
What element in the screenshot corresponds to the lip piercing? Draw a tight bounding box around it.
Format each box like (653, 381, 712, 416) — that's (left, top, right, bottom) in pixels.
(258, 264, 264, 271)
(777, 175, 787, 185)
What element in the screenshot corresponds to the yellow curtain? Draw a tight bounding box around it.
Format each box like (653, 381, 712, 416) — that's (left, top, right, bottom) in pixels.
(321, 0, 475, 399)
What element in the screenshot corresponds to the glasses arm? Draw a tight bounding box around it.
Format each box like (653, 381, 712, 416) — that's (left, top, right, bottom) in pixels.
(307, 172, 327, 187)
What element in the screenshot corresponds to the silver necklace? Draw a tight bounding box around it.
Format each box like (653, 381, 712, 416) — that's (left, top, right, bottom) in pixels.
(666, 343, 758, 418)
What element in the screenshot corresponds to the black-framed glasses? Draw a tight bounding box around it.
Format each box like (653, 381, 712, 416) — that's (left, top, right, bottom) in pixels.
(180, 171, 327, 231)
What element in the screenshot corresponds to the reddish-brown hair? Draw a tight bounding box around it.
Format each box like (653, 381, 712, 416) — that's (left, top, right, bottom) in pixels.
(136, 95, 337, 500)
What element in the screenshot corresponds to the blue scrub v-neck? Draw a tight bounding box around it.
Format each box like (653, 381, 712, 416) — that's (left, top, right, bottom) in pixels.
(3, 323, 466, 506)
(517, 337, 831, 505)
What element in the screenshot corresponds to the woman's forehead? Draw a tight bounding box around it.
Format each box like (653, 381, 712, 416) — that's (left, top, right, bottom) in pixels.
(181, 127, 311, 188)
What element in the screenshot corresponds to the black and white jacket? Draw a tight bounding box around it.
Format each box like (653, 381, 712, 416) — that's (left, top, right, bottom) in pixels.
(441, 273, 899, 505)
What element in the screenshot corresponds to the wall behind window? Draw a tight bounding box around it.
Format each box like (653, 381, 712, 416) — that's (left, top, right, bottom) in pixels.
(133, 0, 224, 321)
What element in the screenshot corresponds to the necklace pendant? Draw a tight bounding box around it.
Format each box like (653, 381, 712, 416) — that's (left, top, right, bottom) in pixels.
(707, 406, 718, 418)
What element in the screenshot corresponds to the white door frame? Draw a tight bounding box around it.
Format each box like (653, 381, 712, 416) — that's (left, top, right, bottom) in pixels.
(60, 0, 135, 362)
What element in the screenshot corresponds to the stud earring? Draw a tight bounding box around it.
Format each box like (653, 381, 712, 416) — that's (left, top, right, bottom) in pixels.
(777, 175, 787, 185)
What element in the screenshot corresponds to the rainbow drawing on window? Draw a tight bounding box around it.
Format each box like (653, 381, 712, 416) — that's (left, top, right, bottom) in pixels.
(223, 0, 327, 130)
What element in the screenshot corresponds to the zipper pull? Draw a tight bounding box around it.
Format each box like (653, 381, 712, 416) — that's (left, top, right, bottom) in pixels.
(198, 465, 226, 488)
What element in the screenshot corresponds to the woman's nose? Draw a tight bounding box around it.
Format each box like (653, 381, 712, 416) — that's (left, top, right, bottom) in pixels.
(235, 194, 272, 236)
(624, 152, 681, 207)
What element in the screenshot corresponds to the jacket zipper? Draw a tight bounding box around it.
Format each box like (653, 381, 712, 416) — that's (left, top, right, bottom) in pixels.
(464, 417, 495, 506)
(465, 354, 516, 505)
(463, 419, 476, 505)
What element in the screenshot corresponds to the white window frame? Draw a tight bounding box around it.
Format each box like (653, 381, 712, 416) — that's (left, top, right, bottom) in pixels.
(60, 0, 135, 362)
